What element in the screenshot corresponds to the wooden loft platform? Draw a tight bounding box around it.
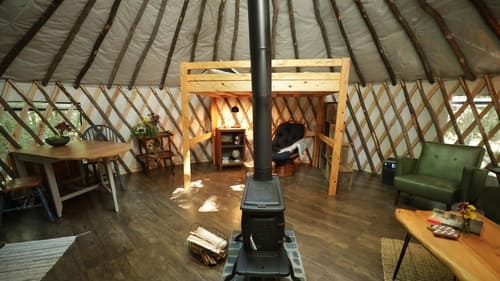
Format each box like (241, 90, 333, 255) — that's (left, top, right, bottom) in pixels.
(180, 58, 351, 196)
(181, 59, 344, 96)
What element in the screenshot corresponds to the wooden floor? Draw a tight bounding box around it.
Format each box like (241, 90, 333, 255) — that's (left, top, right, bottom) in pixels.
(0, 163, 432, 281)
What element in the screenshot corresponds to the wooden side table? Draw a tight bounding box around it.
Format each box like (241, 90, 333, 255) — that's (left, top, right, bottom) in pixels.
(136, 131, 175, 174)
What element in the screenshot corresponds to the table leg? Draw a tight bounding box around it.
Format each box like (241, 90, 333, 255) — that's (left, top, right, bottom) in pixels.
(11, 155, 62, 218)
(392, 233, 411, 281)
(43, 162, 63, 218)
(104, 159, 119, 213)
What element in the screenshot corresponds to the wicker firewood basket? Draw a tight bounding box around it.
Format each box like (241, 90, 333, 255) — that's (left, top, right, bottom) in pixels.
(187, 224, 228, 266)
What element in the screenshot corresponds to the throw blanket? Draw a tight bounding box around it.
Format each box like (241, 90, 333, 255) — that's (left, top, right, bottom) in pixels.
(279, 139, 306, 155)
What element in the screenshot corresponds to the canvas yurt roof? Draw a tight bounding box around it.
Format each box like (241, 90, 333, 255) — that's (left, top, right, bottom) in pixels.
(0, 0, 498, 88)
(0, 0, 498, 179)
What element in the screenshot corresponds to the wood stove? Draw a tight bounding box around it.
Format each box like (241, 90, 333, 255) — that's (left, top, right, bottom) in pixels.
(223, 0, 300, 280)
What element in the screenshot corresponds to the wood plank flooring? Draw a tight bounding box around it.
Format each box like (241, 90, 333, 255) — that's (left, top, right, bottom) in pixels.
(0, 164, 432, 281)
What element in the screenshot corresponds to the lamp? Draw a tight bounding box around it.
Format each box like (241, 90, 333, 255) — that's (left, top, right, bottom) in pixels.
(231, 106, 240, 128)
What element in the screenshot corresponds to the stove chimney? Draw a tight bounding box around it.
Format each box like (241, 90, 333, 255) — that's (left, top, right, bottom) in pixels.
(248, 0, 272, 181)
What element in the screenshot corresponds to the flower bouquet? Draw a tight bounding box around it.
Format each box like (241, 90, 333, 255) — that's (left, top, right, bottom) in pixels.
(456, 201, 476, 235)
(132, 113, 160, 137)
(46, 121, 72, 146)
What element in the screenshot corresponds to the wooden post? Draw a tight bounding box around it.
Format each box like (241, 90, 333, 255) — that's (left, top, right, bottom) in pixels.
(211, 97, 218, 165)
(313, 96, 324, 167)
(328, 58, 350, 196)
(181, 62, 191, 190)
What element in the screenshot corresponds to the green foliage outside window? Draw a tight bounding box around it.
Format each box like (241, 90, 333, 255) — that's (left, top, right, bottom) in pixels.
(0, 102, 81, 160)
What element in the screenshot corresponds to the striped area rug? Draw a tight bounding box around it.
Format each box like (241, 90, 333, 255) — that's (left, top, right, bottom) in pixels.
(0, 235, 78, 281)
(380, 237, 453, 281)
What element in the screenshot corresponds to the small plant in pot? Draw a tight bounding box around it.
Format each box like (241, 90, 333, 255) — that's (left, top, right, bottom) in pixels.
(46, 121, 72, 146)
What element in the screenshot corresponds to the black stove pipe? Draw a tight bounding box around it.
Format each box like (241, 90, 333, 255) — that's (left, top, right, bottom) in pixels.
(248, 0, 272, 181)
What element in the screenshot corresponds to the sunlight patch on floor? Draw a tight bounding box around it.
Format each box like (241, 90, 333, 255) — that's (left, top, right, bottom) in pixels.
(198, 195, 219, 212)
(230, 184, 245, 191)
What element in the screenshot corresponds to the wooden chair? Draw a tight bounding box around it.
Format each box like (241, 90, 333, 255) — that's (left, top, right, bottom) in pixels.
(81, 125, 126, 191)
(0, 157, 55, 225)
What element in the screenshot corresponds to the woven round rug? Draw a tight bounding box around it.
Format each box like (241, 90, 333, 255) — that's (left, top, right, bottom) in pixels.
(380, 237, 453, 281)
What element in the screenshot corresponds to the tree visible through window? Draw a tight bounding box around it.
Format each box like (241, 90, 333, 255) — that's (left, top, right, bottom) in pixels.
(0, 102, 81, 159)
(444, 95, 498, 166)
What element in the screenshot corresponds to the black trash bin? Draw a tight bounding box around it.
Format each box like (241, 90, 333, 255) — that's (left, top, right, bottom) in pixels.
(382, 158, 397, 185)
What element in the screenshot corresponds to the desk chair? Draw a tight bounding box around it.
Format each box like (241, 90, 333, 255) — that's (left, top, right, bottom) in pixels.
(81, 125, 126, 191)
(0, 157, 55, 225)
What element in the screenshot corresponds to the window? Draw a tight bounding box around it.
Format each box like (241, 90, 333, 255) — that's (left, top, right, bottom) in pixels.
(0, 102, 81, 159)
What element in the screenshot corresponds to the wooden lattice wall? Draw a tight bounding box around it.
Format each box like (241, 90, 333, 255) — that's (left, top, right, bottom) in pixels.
(344, 75, 499, 174)
(0, 76, 498, 176)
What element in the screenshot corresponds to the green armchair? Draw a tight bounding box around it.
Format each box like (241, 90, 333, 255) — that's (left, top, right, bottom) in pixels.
(394, 142, 488, 209)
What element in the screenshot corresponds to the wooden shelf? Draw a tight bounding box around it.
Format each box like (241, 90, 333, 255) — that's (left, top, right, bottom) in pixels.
(136, 131, 174, 174)
(215, 128, 245, 171)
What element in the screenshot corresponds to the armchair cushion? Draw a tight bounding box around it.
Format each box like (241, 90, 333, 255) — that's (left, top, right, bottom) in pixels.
(394, 142, 486, 206)
(395, 174, 461, 204)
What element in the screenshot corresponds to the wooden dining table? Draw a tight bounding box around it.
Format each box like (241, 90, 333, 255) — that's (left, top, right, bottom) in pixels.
(9, 140, 130, 218)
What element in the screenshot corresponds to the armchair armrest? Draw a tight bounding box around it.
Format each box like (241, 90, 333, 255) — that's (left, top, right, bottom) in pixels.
(460, 166, 488, 203)
(395, 156, 418, 176)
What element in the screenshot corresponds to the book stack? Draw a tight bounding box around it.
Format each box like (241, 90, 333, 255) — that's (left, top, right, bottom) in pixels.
(427, 208, 483, 235)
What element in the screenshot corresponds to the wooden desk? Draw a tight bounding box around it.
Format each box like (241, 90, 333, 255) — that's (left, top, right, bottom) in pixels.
(9, 140, 131, 218)
(394, 208, 500, 281)
(136, 131, 174, 173)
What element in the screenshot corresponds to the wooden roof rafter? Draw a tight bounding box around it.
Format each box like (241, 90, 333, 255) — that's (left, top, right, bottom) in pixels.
(107, 0, 149, 89)
(469, 0, 500, 39)
(160, 0, 190, 90)
(0, 0, 63, 78)
(190, 0, 207, 62)
(353, 0, 397, 85)
(418, 0, 475, 81)
(286, 0, 300, 72)
(313, 0, 333, 61)
(329, 0, 366, 86)
(43, 0, 96, 86)
(385, 0, 434, 84)
(74, 0, 122, 89)
(212, 0, 227, 61)
(271, 0, 279, 59)
(230, 0, 241, 60)
(128, 0, 168, 90)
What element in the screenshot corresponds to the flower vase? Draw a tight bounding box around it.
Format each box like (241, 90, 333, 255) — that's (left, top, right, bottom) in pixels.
(462, 218, 471, 236)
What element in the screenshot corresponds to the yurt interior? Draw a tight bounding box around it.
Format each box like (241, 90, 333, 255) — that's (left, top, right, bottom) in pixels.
(0, 1, 499, 280)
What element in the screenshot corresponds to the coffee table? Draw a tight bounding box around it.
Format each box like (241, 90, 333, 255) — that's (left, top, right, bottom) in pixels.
(393, 208, 500, 281)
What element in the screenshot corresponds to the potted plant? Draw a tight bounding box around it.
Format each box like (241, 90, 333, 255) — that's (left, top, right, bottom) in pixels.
(45, 121, 72, 146)
(131, 113, 160, 137)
